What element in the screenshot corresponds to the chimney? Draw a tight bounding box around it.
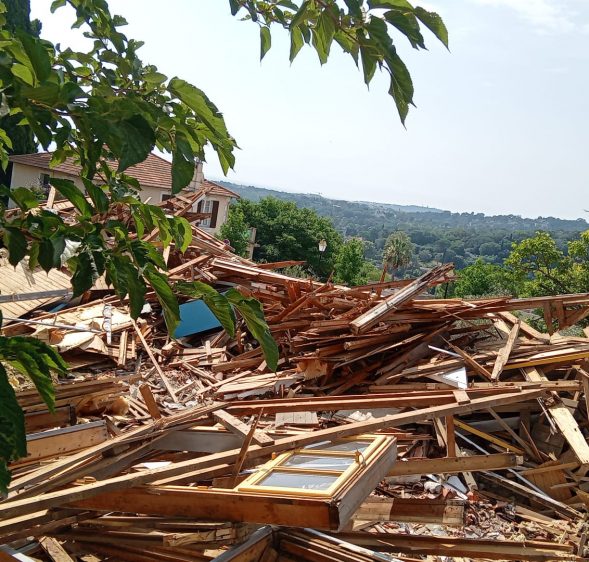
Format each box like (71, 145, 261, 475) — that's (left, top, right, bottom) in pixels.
(190, 160, 204, 190)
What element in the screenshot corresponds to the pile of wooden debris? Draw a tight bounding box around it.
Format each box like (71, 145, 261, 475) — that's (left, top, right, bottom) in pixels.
(3, 196, 589, 561)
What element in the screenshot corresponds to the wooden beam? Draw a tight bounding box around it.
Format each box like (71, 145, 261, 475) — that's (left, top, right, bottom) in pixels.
(132, 319, 177, 402)
(387, 453, 522, 477)
(39, 537, 75, 562)
(350, 264, 453, 334)
(138, 384, 162, 420)
(454, 419, 525, 454)
(71, 487, 340, 530)
(213, 409, 273, 447)
(491, 319, 520, 381)
(446, 416, 455, 457)
(335, 531, 576, 561)
(11, 421, 109, 468)
(443, 339, 493, 380)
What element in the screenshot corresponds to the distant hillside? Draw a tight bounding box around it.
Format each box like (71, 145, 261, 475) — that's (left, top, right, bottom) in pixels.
(217, 181, 445, 214)
(215, 180, 588, 277)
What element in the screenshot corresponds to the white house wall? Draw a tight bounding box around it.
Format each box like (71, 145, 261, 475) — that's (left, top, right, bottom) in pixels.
(10, 163, 232, 235)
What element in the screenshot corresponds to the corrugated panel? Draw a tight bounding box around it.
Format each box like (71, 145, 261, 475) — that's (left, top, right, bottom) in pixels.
(0, 256, 72, 319)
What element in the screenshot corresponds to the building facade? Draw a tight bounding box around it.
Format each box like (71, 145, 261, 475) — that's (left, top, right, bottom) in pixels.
(8, 153, 238, 235)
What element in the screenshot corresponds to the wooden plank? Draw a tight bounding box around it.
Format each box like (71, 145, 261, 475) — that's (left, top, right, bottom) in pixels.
(139, 384, 162, 420)
(387, 453, 522, 477)
(214, 409, 273, 447)
(12, 421, 109, 467)
(491, 319, 520, 381)
(446, 416, 455, 457)
(352, 497, 464, 526)
(231, 413, 261, 487)
(39, 537, 75, 562)
(335, 531, 576, 561)
(350, 264, 453, 334)
(454, 419, 525, 454)
(24, 406, 75, 433)
(71, 487, 339, 530)
(132, 319, 177, 402)
(443, 339, 493, 380)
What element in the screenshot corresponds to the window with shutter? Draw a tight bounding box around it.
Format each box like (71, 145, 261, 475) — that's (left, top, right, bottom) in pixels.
(209, 200, 219, 228)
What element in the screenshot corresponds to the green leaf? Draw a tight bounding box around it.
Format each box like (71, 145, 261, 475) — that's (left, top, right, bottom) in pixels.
(289, 25, 304, 62)
(342, 0, 362, 17)
(312, 7, 337, 65)
(0, 462, 11, 495)
(70, 251, 95, 296)
(144, 71, 167, 84)
(414, 7, 449, 49)
(175, 281, 236, 337)
(11, 63, 35, 86)
(18, 32, 51, 82)
(0, 363, 26, 460)
(290, 0, 310, 30)
(368, 0, 414, 9)
(3, 228, 27, 266)
(117, 115, 156, 172)
(0, 336, 64, 413)
(9, 187, 39, 211)
(260, 26, 271, 60)
(144, 265, 180, 334)
(171, 147, 194, 194)
(359, 43, 377, 85)
(384, 10, 425, 49)
(37, 236, 64, 273)
(229, 0, 240, 16)
(168, 78, 230, 141)
(50, 177, 94, 217)
(171, 217, 192, 253)
(225, 288, 279, 371)
(84, 181, 109, 214)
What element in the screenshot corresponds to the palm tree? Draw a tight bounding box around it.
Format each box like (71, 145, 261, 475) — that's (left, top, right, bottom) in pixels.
(380, 231, 413, 282)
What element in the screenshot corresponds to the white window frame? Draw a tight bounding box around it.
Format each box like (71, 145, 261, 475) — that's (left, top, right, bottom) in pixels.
(200, 198, 214, 227)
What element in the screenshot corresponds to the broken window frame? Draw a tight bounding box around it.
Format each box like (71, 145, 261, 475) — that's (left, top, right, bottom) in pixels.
(236, 435, 390, 498)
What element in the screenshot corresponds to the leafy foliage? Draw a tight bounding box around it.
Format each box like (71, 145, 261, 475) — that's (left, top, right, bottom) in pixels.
(230, 0, 449, 123)
(0, 330, 68, 491)
(452, 258, 510, 298)
(219, 205, 250, 257)
(382, 230, 413, 278)
(228, 197, 343, 279)
(226, 288, 279, 372)
(504, 231, 573, 296)
(334, 237, 370, 286)
(0, 0, 39, 190)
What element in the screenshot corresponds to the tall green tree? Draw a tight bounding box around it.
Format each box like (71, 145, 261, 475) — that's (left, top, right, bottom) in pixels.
(453, 258, 509, 298)
(504, 231, 573, 296)
(0, 0, 39, 189)
(334, 237, 367, 286)
(381, 231, 413, 281)
(0, 0, 448, 490)
(233, 197, 342, 278)
(220, 205, 250, 257)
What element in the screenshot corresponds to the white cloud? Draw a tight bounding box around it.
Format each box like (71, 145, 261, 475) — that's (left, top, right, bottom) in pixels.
(473, 0, 575, 32)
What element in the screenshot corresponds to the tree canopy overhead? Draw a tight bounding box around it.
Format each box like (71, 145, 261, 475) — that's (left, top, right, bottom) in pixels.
(230, 0, 449, 123)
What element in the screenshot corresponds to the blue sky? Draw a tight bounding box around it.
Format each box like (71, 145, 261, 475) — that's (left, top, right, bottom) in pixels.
(31, 0, 589, 219)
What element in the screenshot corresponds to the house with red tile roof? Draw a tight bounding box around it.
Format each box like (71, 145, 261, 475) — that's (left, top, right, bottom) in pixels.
(8, 152, 239, 234)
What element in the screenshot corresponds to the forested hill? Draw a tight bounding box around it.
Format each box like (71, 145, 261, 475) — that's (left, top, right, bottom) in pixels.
(216, 180, 588, 277)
